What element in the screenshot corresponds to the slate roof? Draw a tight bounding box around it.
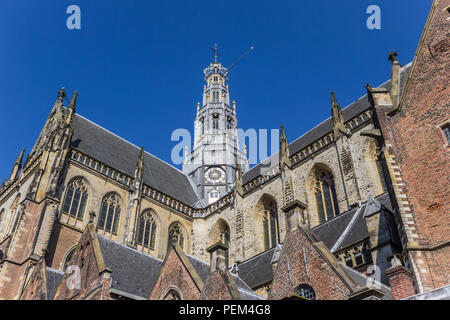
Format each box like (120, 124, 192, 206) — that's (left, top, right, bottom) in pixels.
(341, 264, 392, 300)
(186, 253, 265, 300)
(97, 235, 163, 299)
(243, 64, 411, 184)
(70, 114, 200, 207)
(312, 193, 393, 252)
(45, 267, 64, 300)
(186, 253, 210, 283)
(236, 248, 276, 289)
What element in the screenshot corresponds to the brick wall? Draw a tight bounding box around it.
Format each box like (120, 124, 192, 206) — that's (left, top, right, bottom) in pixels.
(19, 259, 46, 300)
(376, 0, 450, 292)
(149, 246, 201, 300)
(53, 226, 109, 300)
(269, 227, 352, 300)
(386, 265, 416, 300)
(200, 270, 234, 300)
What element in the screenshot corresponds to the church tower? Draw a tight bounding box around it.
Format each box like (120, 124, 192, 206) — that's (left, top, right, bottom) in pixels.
(183, 45, 249, 205)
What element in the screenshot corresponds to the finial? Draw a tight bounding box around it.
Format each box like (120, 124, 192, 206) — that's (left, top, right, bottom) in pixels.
(89, 211, 96, 223)
(68, 91, 78, 111)
(243, 144, 247, 155)
(185, 145, 188, 157)
(279, 125, 291, 168)
(197, 102, 200, 112)
(330, 91, 339, 107)
(15, 148, 25, 165)
(57, 87, 66, 102)
(388, 51, 398, 63)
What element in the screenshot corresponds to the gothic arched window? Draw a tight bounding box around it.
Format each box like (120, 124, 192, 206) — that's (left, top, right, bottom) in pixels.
(63, 247, 76, 271)
(137, 210, 157, 250)
(62, 179, 88, 220)
(168, 223, 184, 250)
(295, 284, 316, 300)
(263, 201, 278, 251)
(314, 172, 339, 224)
(98, 193, 121, 234)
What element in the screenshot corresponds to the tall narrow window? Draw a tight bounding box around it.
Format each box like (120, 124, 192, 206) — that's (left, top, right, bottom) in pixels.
(263, 201, 278, 250)
(137, 210, 157, 250)
(376, 158, 387, 192)
(315, 172, 339, 224)
(212, 114, 219, 130)
(227, 117, 233, 130)
(98, 193, 121, 234)
(62, 179, 88, 220)
(168, 223, 184, 250)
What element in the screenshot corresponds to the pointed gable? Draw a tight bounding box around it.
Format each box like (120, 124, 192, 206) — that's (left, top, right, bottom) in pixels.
(19, 259, 48, 300)
(53, 224, 111, 300)
(148, 242, 204, 300)
(270, 225, 359, 300)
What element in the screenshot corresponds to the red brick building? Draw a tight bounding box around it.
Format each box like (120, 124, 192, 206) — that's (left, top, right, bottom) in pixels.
(366, 0, 449, 296)
(0, 1, 448, 301)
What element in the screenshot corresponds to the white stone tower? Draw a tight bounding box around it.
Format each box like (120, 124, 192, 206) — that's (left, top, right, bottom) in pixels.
(183, 45, 249, 205)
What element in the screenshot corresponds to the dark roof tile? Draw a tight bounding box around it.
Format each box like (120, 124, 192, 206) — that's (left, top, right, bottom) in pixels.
(97, 235, 163, 299)
(70, 115, 200, 206)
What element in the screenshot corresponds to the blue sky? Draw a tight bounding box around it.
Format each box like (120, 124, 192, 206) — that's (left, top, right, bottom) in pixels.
(0, 0, 431, 179)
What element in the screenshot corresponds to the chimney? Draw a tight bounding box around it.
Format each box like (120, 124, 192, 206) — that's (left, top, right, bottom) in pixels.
(385, 254, 416, 300)
(281, 200, 308, 232)
(206, 241, 229, 273)
(388, 51, 401, 109)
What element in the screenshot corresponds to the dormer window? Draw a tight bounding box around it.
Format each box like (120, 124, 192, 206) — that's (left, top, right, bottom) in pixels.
(208, 189, 220, 204)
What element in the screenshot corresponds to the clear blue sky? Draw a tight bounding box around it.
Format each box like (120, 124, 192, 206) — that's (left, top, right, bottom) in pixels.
(0, 0, 431, 179)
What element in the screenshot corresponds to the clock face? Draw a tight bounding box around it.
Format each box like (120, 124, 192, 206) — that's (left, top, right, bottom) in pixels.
(205, 168, 225, 184)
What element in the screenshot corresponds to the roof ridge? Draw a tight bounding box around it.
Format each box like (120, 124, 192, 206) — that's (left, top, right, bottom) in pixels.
(45, 266, 64, 275)
(341, 263, 391, 292)
(237, 247, 275, 266)
(73, 113, 189, 177)
(244, 64, 411, 178)
(186, 253, 209, 266)
(97, 234, 163, 262)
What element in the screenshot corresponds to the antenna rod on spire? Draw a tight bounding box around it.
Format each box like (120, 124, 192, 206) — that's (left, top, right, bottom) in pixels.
(212, 43, 219, 63)
(227, 46, 254, 72)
